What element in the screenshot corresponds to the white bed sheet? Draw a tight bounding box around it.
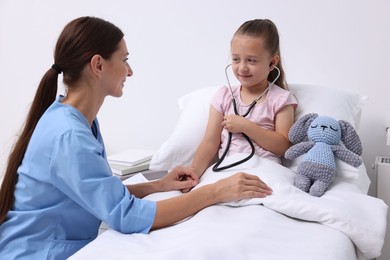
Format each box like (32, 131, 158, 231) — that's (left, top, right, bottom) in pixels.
(70, 204, 357, 260)
(70, 154, 387, 260)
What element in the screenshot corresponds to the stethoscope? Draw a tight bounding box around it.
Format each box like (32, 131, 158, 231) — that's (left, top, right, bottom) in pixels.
(212, 64, 281, 172)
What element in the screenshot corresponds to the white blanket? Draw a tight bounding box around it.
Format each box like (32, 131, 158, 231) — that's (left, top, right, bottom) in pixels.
(146, 154, 388, 259)
(70, 154, 387, 260)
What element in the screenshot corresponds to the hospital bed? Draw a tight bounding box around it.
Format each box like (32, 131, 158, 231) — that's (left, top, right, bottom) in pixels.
(70, 84, 387, 260)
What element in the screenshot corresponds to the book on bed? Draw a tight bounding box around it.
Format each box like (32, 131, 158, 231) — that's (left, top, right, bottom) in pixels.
(108, 149, 154, 167)
(109, 159, 151, 176)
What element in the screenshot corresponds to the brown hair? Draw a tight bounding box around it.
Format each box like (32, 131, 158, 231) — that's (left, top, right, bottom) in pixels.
(0, 16, 124, 224)
(234, 19, 287, 90)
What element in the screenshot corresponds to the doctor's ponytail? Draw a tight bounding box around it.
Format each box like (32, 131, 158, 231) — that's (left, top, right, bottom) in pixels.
(0, 67, 58, 224)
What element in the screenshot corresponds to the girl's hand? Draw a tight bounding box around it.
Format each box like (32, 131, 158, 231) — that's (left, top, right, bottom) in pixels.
(213, 172, 272, 203)
(159, 166, 199, 192)
(222, 115, 249, 133)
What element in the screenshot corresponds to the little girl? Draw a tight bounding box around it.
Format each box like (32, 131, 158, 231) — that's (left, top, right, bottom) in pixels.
(188, 19, 297, 180)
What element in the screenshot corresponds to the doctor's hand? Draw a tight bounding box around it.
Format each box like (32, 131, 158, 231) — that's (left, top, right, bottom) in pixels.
(212, 172, 272, 203)
(159, 166, 199, 192)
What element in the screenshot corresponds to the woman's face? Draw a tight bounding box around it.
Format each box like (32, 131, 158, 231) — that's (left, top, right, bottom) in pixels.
(101, 38, 132, 97)
(231, 35, 276, 90)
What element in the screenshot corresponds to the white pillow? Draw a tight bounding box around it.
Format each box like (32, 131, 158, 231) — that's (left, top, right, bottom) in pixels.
(149, 86, 220, 171)
(149, 84, 368, 172)
(290, 84, 368, 129)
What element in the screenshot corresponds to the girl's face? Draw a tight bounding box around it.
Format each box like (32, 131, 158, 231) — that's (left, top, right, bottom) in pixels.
(101, 38, 132, 97)
(231, 35, 277, 90)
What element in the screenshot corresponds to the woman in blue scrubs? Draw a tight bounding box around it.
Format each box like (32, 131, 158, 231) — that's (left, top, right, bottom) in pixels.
(0, 16, 272, 259)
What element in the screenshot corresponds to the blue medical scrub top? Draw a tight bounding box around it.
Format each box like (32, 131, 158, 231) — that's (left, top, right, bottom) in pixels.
(0, 96, 156, 259)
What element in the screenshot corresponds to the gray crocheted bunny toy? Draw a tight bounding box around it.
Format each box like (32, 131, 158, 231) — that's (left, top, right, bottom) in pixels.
(284, 113, 362, 197)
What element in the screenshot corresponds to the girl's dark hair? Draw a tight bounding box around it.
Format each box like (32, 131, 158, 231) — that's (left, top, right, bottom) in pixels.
(0, 17, 124, 224)
(234, 19, 287, 90)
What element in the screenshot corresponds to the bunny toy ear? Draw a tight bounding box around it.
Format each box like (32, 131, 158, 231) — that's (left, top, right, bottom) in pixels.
(289, 113, 318, 144)
(339, 120, 362, 155)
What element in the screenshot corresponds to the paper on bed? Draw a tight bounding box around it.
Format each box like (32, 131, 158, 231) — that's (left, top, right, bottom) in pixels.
(123, 173, 149, 184)
(192, 154, 387, 260)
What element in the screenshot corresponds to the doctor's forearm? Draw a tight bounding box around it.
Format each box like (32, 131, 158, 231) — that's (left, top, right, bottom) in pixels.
(151, 184, 216, 230)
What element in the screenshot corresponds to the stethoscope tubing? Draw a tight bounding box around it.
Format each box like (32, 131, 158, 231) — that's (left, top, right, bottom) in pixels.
(212, 64, 280, 172)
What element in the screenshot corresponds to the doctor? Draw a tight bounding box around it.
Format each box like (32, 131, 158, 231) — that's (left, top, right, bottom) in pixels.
(0, 16, 272, 259)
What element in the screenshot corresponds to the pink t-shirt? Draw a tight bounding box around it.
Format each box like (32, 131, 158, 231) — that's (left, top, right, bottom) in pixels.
(211, 84, 298, 164)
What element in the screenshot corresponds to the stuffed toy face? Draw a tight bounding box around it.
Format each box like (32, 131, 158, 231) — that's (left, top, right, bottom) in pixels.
(308, 116, 342, 145)
(284, 113, 362, 196)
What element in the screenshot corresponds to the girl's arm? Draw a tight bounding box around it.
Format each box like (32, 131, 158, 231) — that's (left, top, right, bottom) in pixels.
(223, 104, 295, 156)
(190, 106, 224, 178)
(246, 104, 295, 155)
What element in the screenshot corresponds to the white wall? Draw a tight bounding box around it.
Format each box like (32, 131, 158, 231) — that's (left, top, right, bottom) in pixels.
(1, 0, 389, 196)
